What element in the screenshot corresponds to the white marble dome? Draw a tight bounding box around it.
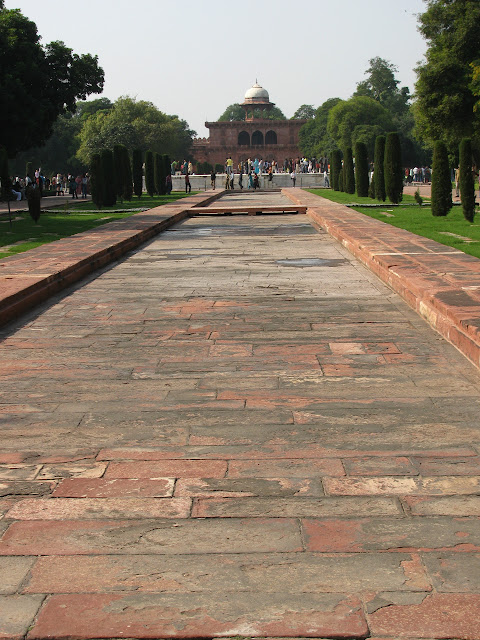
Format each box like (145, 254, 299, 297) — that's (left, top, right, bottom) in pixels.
(244, 82, 270, 102)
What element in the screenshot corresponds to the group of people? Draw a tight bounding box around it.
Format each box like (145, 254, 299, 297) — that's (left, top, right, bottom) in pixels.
(225, 156, 328, 176)
(9, 170, 89, 201)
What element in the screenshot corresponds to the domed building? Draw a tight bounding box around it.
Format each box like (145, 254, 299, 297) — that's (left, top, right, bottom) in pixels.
(192, 82, 306, 169)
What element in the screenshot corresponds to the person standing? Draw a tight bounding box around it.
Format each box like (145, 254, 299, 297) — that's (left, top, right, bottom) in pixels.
(185, 173, 191, 193)
(210, 170, 216, 190)
(238, 170, 243, 190)
(291, 170, 296, 187)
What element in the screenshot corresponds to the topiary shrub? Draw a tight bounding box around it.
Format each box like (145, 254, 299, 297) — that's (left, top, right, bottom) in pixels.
(330, 149, 342, 191)
(384, 132, 403, 204)
(368, 174, 375, 199)
(122, 147, 133, 201)
(26, 184, 41, 223)
(374, 135, 386, 201)
(100, 149, 116, 206)
(414, 189, 423, 206)
(90, 152, 103, 207)
(338, 165, 344, 192)
(132, 149, 143, 198)
(145, 151, 155, 197)
(344, 147, 355, 194)
(355, 142, 369, 197)
(459, 138, 475, 222)
(431, 140, 452, 216)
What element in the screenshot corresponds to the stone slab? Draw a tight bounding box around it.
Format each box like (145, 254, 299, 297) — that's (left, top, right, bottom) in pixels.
(0, 558, 35, 595)
(0, 595, 44, 640)
(52, 477, 175, 498)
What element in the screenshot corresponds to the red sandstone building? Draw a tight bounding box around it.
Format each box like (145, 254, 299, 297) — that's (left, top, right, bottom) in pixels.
(193, 82, 306, 168)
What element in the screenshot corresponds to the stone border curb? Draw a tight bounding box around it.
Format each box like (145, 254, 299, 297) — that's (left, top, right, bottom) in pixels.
(283, 188, 480, 370)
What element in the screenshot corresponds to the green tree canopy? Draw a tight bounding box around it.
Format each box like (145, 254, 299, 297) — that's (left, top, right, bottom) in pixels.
(414, 0, 480, 153)
(327, 96, 393, 154)
(217, 103, 286, 121)
(298, 98, 342, 157)
(354, 57, 410, 117)
(77, 96, 195, 164)
(0, 5, 104, 157)
(292, 105, 315, 120)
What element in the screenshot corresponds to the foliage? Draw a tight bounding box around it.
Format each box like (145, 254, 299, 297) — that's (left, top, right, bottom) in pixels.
(459, 138, 475, 222)
(26, 184, 41, 223)
(384, 132, 403, 204)
(217, 103, 286, 121)
(0, 5, 104, 157)
(414, 189, 423, 206)
(330, 149, 342, 191)
(355, 142, 369, 197)
(338, 166, 344, 192)
(354, 57, 410, 117)
(89, 153, 103, 207)
(196, 161, 213, 174)
(132, 149, 143, 198)
(215, 163, 224, 174)
(100, 149, 116, 207)
(292, 105, 315, 120)
(145, 151, 155, 197)
(431, 140, 452, 216)
(327, 96, 393, 155)
(26, 162, 33, 180)
(77, 96, 195, 165)
(344, 147, 355, 194)
(0, 147, 14, 209)
(374, 135, 386, 202)
(121, 146, 133, 201)
(414, 0, 480, 154)
(368, 174, 375, 199)
(154, 153, 165, 196)
(298, 98, 342, 157)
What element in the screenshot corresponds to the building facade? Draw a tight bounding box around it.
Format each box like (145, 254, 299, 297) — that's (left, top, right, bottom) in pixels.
(193, 82, 306, 168)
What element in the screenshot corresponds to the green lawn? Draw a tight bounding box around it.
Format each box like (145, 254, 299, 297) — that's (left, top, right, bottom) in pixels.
(307, 189, 480, 259)
(0, 193, 195, 259)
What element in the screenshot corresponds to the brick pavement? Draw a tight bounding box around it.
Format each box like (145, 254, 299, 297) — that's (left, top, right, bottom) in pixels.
(0, 191, 480, 639)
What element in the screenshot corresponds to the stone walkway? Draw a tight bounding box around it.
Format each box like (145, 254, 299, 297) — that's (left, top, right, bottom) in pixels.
(0, 191, 480, 639)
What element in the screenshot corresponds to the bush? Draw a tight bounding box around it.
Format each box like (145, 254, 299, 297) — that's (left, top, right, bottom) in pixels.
(89, 152, 103, 207)
(355, 142, 369, 197)
(154, 153, 164, 195)
(330, 149, 342, 191)
(459, 138, 475, 222)
(113, 144, 124, 201)
(25, 161, 33, 181)
(26, 184, 41, 223)
(338, 165, 344, 192)
(431, 140, 452, 217)
(215, 163, 224, 174)
(374, 135, 386, 201)
(145, 150, 155, 197)
(344, 147, 355, 194)
(100, 149, 116, 206)
(132, 149, 143, 198)
(368, 174, 375, 199)
(384, 132, 403, 204)
(414, 189, 423, 206)
(122, 148, 133, 201)
(197, 161, 213, 174)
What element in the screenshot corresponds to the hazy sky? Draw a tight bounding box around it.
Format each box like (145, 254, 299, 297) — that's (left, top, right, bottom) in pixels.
(7, 0, 428, 137)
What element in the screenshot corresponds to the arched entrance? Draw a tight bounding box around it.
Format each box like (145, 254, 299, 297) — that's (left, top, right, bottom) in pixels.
(238, 131, 250, 146)
(251, 130, 264, 146)
(265, 130, 277, 145)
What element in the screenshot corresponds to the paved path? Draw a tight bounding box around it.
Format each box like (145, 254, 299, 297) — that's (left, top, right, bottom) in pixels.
(1, 192, 480, 639)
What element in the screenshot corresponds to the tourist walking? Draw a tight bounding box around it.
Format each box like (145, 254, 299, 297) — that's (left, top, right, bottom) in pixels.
(210, 170, 216, 190)
(290, 170, 296, 187)
(185, 173, 191, 193)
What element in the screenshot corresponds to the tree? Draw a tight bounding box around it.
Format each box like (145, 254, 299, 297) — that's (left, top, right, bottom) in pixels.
(292, 105, 315, 120)
(0, 5, 104, 157)
(344, 147, 355, 194)
(384, 132, 403, 204)
(355, 142, 369, 197)
(459, 138, 475, 222)
(154, 152, 164, 195)
(327, 96, 393, 154)
(0, 146, 14, 225)
(298, 98, 342, 158)
(100, 149, 116, 206)
(330, 149, 342, 191)
(132, 149, 143, 198)
(374, 135, 386, 201)
(77, 96, 195, 165)
(414, 0, 480, 154)
(354, 57, 410, 117)
(121, 148, 133, 201)
(431, 141, 452, 216)
(113, 145, 125, 201)
(218, 104, 245, 121)
(145, 151, 155, 197)
(89, 153, 103, 207)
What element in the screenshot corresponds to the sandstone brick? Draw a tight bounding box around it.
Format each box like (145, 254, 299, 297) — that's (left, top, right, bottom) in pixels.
(324, 476, 480, 496)
(404, 495, 480, 516)
(0, 558, 35, 595)
(175, 477, 324, 498)
(5, 497, 191, 520)
(413, 455, 480, 475)
(0, 595, 44, 640)
(302, 517, 480, 552)
(343, 456, 418, 476)
(0, 466, 41, 481)
(28, 592, 368, 639)
(0, 518, 302, 555)
(36, 462, 107, 479)
(0, 481, 55, 497)
(52, 477, 174, 498)
(192, 496, 401, 518)
(228, 458, 345, 478)
(105, 460, 228, 478)
(366, 592, 480, 639)
(24, 552, 431, 594)
(421, 552, 480, 592)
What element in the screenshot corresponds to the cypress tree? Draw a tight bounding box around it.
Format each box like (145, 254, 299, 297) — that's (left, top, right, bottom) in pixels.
(113, 144, 125, 201)
(122, 148, 133, 201)
(0, 147, 14, 226)
(100, 149, 116, 206)
(26, 183, 41, 223)
(154, 152, 163, 195)
(368, 174, 375, 199)
(355, 142, 369, 197)
(132, 149, 143, 198)
(374, 135, 386, 201)
(25, 161, 33, 181)
(90, 153, 103, 207)
(163, 154, 171, 193)
(384, 132, 403, 204)
(145, 151, 155, 197)
(330, 149, 341, 191)
(344, 147, 355, 194)
(431, 141, 452, 217)
(459, 138, 475, 222)
(338, 165, 344, 192)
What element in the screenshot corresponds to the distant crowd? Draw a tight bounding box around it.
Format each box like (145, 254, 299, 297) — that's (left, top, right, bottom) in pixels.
(10, 170, 90, 201)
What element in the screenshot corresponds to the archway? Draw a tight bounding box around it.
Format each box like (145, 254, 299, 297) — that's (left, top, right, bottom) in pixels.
(265, 130, 277, 145)
(251, 130, 264, 146)
(238, 131, 250, 146)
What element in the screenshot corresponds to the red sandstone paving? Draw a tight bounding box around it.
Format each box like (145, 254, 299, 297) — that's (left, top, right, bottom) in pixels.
(1, 198, 480, 638)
